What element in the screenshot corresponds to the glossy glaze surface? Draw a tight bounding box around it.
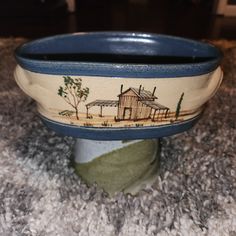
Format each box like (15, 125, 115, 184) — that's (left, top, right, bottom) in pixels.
(14, 32, 223, 140)
(15, 32, 222, 77)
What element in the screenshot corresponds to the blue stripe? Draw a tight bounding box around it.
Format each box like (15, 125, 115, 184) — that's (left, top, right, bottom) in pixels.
(40, 114, 201, 140)
(15, 32, 222, 78)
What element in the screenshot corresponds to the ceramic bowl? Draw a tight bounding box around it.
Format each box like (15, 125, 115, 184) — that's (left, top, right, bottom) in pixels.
(14, 32, 223, 195)
(14, 32, 223, 141)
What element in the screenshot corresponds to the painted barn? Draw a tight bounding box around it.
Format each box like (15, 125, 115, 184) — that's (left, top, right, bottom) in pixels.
(85, 85, 170, 122)
(117, 85, 169, 121)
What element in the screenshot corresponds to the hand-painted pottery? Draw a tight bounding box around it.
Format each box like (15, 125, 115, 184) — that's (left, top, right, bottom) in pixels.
(14, 32, 223, 195)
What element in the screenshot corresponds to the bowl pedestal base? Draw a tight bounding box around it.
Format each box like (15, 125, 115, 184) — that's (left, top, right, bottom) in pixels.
(73, 138, 160, 196)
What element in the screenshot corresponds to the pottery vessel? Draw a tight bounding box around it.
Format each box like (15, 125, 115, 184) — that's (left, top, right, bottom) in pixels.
(14, 32, 223, 195)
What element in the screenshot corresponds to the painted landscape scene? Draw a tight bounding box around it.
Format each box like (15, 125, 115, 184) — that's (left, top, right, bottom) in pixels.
(52, 76, 202, 128)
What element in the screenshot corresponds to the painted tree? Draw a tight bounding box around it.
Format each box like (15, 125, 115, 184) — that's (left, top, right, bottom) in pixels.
(58, 76, 89, 120)
(175, 92, 184, 121)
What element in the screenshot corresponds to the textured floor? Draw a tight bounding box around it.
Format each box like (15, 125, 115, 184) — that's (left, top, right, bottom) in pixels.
(0, 38, 235, 236)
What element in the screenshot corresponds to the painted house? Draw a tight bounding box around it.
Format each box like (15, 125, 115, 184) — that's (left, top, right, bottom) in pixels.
(85, 85, 170, 122)
(117, 86, 169, 121)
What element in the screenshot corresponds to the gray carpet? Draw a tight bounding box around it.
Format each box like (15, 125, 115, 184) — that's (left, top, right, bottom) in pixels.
(0, 38, 235, 236)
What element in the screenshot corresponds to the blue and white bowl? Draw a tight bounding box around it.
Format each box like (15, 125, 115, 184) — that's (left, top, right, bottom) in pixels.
(14, 32, 223, 141)
(14, 32, 223, 195)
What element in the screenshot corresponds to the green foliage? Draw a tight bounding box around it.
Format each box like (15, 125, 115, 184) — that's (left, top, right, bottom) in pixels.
(58, 86, 67, 97)
(58, 76, 90, 120)
(58, 110, 75, 117)
(175, 92, 184, 121)
(59, 76, 89, 101)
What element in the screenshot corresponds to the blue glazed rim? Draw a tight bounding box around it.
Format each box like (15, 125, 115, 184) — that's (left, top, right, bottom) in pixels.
(40, 114, 201, 140)
(15, 31, 222, 78)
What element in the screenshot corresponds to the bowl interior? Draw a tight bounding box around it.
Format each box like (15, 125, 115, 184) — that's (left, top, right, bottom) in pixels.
(17, 32, 220, 65)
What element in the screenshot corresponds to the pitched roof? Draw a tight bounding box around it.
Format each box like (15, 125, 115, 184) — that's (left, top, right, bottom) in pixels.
(119, 87, 157, 100)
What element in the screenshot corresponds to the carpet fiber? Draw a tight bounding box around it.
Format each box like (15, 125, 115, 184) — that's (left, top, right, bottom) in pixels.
(0, 38, 235, 236)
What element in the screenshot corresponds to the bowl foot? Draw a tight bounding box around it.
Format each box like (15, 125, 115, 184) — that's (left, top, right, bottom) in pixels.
(73, 138, 160, 196)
